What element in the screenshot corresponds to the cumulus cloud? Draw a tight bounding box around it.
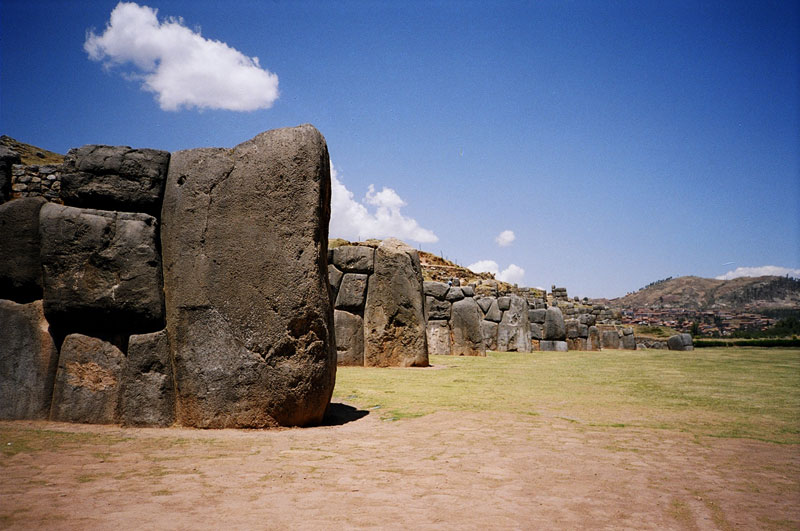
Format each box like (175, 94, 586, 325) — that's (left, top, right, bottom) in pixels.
(329, 163, 438, 243)
(495, 230, 515, 247)
(467, 260, 525, 285)
(85, 2, 279, 111)
(715, 265, 800, 280)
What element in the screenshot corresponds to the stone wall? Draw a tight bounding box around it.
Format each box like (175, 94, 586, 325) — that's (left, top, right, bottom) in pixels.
(0, 125, 339, 428)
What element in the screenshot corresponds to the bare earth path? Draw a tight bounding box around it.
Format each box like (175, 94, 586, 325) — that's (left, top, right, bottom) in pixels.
(1, 407, 798, 530)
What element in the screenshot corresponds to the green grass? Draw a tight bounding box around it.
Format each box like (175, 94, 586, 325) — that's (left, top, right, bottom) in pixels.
(333, 348, 800, 444)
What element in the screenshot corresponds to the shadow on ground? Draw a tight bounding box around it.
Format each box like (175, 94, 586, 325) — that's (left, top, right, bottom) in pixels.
(321, 403, 369, 426)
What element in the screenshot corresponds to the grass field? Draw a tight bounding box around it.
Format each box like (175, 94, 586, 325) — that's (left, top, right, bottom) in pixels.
(333, 347, 800, 444)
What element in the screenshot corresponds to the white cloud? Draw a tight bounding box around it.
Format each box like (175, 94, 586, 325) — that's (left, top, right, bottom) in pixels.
(497, 264, 525, 285)
(329, 163, 438, 243)
(85, 2, 279, 111)
(466, 260, 499, 275)
(466, 260, 525, 285)
(715, 265, 800, 280)
(495, 230, 515, 247)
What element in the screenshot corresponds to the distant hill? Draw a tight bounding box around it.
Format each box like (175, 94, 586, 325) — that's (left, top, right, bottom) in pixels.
(610, 275, 800, 312)
(0, 135, 64, 165)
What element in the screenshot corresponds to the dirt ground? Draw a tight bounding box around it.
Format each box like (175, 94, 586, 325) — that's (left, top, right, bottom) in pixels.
(1, 405, 798, 530)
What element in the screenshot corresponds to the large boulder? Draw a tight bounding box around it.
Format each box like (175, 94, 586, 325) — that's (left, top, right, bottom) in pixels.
(0, 197, 46, 302)
(330, 245, 374, 273)
(38, 203, 164, 338)
(0, 299, 59, 419)
(50, 333, 125, 424)
(496, 295, 531, 352)
(480, 320, 498, 351)
(60, 145, 170, 216)
(423, 281, 449, 300)
(667, 333, 694, 351)
(450, 297, 486, 356)
(0, 145, 21, 203)
(483, 299, 502, 323)
(543, 306, 566, 341)
(425, 296, 451, 320)
(161, 124, 337, 427)
(529, 308, 547, 324)
(587, 326, 601, 351)
(119, 330, 175, 427)
(426, 320, 451, 356)
(334, 273, 368, 310)
(601, 329, 621, 350)
(363, 238, 428, 367)
(334, 310, 364, 366)
(621, 329, 637, 350)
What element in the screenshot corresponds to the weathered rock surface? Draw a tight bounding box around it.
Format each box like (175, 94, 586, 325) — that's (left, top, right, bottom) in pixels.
(331, 245, 374, 273)
(335, 273, 368, 310)
(0, 146, 20, 202)
(530, 323, 543, 340)
(119, 330, 175, 427)
(529, 309, 547, 324)
(50, 334, 125, 424)
(497, 295, 531, 352)
(0, 197, 46, 302)
(60, 145, 170, 216)
(483, 299, 502, 323)
(334, 310, 364, 366)
(423, 281, 450, 300)
(0, 299, 59, 419)
(328, 265, 343, 292)
(587, 326, 601, 351)
(476, 297, 493, 314)
(426, 320, 451, 356)
(445, 287, 465, 302)
(601, 330, 621, 350)
(540, 340, 568, 352)
(667, 333, 694, 351)
(497, 297, 511, 311)
(161, 124, 337, 427)
(621, 332, 637, 350)
(363, 238, 428, 367)
(450, 298, 486, 356)
(543, 306, 566, 341)
(480, 320, 498, 350)
(39, 203, 164, 337)
(426, 296, 451, 320)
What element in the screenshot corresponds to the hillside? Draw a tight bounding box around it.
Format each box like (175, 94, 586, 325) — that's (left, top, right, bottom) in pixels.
(610, 275, 800, 312)
(0, 135, 64, 165)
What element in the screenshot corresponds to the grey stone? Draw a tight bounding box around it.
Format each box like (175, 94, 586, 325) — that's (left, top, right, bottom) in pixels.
(331, 245, 374, 273)
(667, 333, 694, 351)
(0, 299, 59, 419)
(119, 329, 175, 427)
(476, 297, 493, 314)
(621, 332, 637, 350)
(335, 273, 368, 310)
(578, 313, 596, 326)
(497, 297, 511, 311)
(568, 337, 588, 351)
(0, 146, 21, 202)
(445, 287, 465, 302)
(334, 310, 364, 366)
(426, 296, 451, 320)
(483, 299, 502, 323)
(423, 281, 449, 300)
(577, 324, 589, 337)
(50, 334, 125, 424)
(328, 265, 343, 292)
(565, 318, 579, 339)
(363, 239, 428, 367)
(530, 322, 542, 340)
(540, 340, 568, 352)
(0, 197, 46, 302)
(601, 330, 621, 350)
(426, 320, 451, 356)
(543, 306, 566, 341)
(60, 145, 170, 216)
(461, 285, 474, 297)
(39, 203, 164, 337)
(480, 320, 498, 350)
(622, 327, 634, 336)
(587, 326, 601, 351)
(529, 308, 547, 324)
(496, 295, 531, 352)
(450, 298, 486, 356)
(161, 125, 336, 427)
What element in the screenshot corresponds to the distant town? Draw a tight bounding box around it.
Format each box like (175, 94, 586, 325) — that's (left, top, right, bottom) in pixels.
(621, 307, 776, 336)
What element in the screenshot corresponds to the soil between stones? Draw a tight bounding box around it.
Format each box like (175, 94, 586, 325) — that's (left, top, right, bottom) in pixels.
(1, 407, 798, 530)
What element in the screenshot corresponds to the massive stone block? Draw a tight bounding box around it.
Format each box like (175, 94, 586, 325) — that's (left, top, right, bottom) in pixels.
(426, 296, 451, 320)
(543, 306, 566, 341)
(335, 273, 368, 310)
(667, 333, 694, 351)
(587, 326, 601, 351)
(426, 319, 451, 356)
(50, 334, 125, 424)
(423, 281, 449, 300)
(0, 197, 46, 302)
(540, 340, 568, 352)
(497, 295, 531, 352)
(480, 320, 498, 351)
(331, 245, 374, 273)
(161, 125, 336, 428)
(483, 299, 502, 323)
(601, 330, 621, 350)
(450, 297, 486, 356)
(38, 203, 164, 337)
(119, 330, 175, 427)
(60, 145, 170, 216)
(363, 238, 428, 367)
(0, 299, 59, 419)
(334, 310, 364, 366)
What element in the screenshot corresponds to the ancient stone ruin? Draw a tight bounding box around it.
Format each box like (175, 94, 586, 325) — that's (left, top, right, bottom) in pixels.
(1, 125, 337, 428)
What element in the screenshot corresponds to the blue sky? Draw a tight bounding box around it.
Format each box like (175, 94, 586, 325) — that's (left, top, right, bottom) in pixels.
(2, 0, 798, 298)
